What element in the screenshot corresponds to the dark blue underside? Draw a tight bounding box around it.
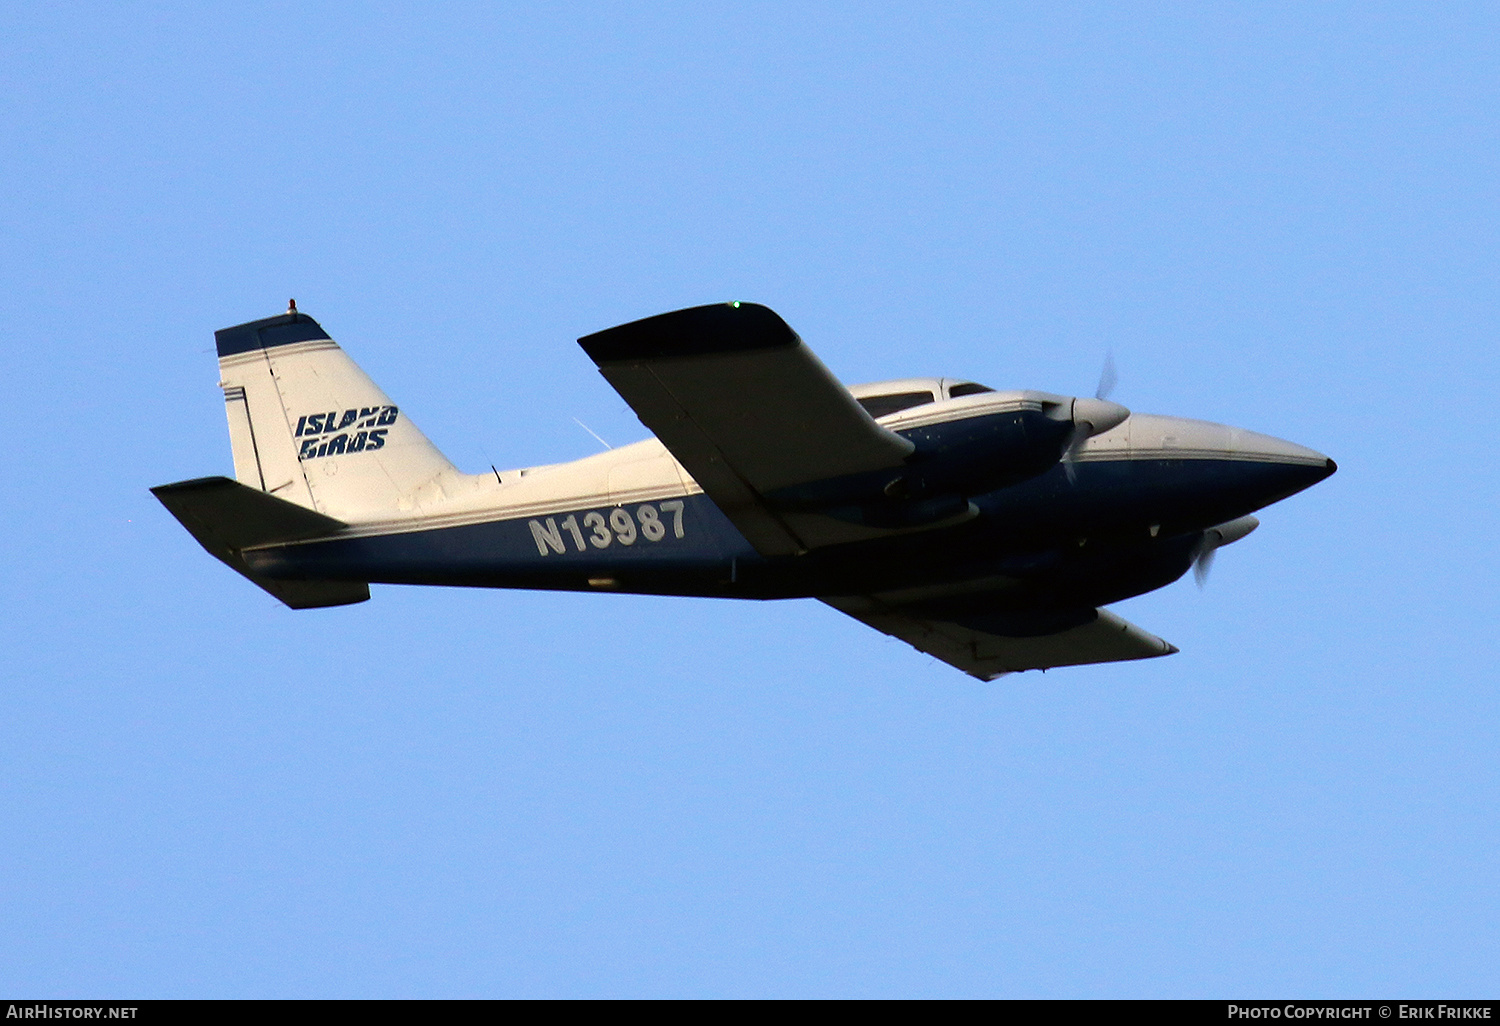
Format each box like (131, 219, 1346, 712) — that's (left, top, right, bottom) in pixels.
(246, 456, 1332, 608)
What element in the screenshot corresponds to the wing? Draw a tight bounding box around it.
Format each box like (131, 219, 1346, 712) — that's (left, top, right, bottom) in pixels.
(579, 303, 916, 555)
(823, 594, 1177, 680)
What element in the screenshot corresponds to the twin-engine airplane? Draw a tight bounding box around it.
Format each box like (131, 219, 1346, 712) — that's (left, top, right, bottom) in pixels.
(153, 302, 1335, 680)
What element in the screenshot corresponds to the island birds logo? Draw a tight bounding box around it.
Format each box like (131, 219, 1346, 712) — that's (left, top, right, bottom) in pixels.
(295, 405, 400, 461)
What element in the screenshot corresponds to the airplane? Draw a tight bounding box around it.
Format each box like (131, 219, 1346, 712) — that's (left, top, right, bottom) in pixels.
(152, 300, 1336, 680)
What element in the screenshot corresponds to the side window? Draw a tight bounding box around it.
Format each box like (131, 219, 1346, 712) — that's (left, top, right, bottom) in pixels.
(947, 382, 995, 398)
(856, 391, 937, 419)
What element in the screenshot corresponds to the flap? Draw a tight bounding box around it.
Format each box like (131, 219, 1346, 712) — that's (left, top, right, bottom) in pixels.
(580, 303, 915, 555)
(822, 595, 1177, 680)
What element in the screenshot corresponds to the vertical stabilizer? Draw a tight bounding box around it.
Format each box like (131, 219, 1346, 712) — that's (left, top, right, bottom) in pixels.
(214, 310, 462, 520)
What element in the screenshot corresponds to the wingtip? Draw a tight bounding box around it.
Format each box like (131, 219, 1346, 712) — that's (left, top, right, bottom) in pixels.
(577, 302, 797, 363)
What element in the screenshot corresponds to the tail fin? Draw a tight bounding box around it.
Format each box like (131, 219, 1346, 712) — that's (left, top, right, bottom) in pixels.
(215, 310, 462, 520)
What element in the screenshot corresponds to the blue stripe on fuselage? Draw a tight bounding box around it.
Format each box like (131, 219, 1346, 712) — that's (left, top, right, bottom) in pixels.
(243, 493, 764, 597)
(243, 455, 1332, 600)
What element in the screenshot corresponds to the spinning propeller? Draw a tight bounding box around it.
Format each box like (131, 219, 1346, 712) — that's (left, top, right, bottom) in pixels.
(1063, 352, 1127, 483)
(1191, 515, 1260, 588)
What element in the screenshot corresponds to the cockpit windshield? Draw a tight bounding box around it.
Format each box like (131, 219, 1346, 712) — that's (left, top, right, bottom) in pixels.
(856, 391, 936, 419)
(947, 382, 995, 398)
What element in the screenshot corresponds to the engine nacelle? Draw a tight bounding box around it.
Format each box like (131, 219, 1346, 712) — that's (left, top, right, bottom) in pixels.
(888, 392, 1129, 500)
(767, 391, 1129, 528)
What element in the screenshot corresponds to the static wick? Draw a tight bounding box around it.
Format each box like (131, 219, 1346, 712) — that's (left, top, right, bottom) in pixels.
(287, 298, 298, 314)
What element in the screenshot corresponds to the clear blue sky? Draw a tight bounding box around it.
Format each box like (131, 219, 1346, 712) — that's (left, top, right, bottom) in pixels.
(2, 2, 1496, 998)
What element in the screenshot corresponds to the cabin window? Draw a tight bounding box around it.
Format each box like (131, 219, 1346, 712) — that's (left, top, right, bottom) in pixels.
(856, 391, 935, 418)
(947, 382, 995, 398)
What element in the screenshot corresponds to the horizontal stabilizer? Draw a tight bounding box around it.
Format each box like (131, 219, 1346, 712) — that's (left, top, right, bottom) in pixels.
(151, 476, 368, 609)
(822, 595, 1176, 680)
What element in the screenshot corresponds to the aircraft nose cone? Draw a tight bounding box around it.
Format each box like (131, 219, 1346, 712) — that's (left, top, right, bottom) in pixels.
(1282, 455, 1336, 500)
(1125, 414, 1336, 516)
(1231, 429, 1336, 500)
(1226, 424, 1326, 461)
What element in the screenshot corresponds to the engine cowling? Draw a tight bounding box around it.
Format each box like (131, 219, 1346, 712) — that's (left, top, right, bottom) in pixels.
(888, 392, 1129, 500)
(767, 391, 1130, 527)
